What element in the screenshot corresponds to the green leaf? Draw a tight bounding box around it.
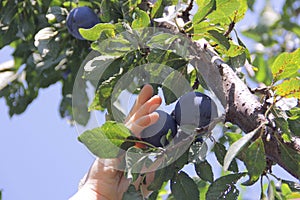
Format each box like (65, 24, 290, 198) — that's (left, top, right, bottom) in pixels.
(146, 33, 179, 50)
(125, 146, 152, 180)
(34, 27, 58, 57)
(273, 77, 300, 99)
(79, 23, 116, 41)
(229, 52, 246, 69)
(279, 181, 300, 199)
(174, 150, 189, 170)
(193, 69, 209, 90)
(267, 181, 275, 200)
(171, 171, 200, 200)
(99, 0, 124, 22)
(161, 69, 191, 105)
(281, 180, 300, 193)
(206, 0, 237, 23)
(282, 20, 300, 37)
(274, 117, 292, 142)
(70, 62, 91, 125)
(206, 0, 247, 24)
(242, 24, 275, 46)
(147, 49, 188, 72)
(192, 21, 216, 40)
(194, 178, 210, 200)
(1, 81, 38, 117)
(92, 35, 133, 56)
(0, 1, 17, 25)
(83, 55, 118, 81)
(278, 140, 300, 178)
(242, 138, 266, 186)
(281, 183, 292, 196)
(78, 121, 132, 158)
(71, 83, 90, 125)
(150, 0, 163, 18)
(148, 191, 159, 200)
(287, 107, 300, 117)
(148, 164, 176, 191)
(233, 0, 248, 22)
(128, 0, 142, 9)
(62, 2, 77, 8)
(214, 142, 238, 172)
(46, 6, 68, 23)
(193, 0, 216, 24)
(227, 41, 245, 57)
(225, 132, 242, 145)
(288, 111, 300, 137)
(148, 182, 169, 200)
(189, 141, 209, 162)
(223, 130, 257, 171)
(122, 185, 143, 200)
(150, 0, 178, 18)
(247, 0, 255, 11)
(208, 30, 230, 50)
(147, 168, 169, 191)
(132, 8, 150, 29)
(87, 54, 136, 112)
(271, 48, 300, 82)
(88, 90, 103, 111)
(206, 173, 246, 200)
(236, 34, 251, 63)
(286, 192, 300, 199)
(253, 53, 273, 85)
(194, 160, 214, 183)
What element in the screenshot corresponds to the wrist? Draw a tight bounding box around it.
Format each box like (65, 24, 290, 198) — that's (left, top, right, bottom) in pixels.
(69, 184, 104, 200)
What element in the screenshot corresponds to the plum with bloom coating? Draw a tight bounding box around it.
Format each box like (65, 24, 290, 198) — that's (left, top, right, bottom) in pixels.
(140, 110, 177, 147)
(174, 91, 218, 128)
(66, 6, 100, 40)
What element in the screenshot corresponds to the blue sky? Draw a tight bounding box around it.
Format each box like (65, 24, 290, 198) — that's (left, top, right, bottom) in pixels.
(0, 46, 95, 199)
(0, 0, 298, 199)
(0, 77, 95, 199)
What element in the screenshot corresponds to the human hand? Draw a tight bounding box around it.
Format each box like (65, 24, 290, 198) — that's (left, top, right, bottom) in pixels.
(70, 84, 161, 200)
(124, 84, 162, 147)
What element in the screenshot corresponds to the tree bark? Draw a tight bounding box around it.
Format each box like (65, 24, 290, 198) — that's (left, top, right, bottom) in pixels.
(190, 39, 267, 132)
(189, 39, 300, 180)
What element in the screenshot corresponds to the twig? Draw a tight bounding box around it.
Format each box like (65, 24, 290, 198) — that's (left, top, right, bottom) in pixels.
(181, 0, 194, 23)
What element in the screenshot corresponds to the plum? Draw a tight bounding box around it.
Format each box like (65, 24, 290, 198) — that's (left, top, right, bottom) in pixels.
(174, 91, 218, 128)
(140, 110, 177, 147)
(66, 6, 100, 40)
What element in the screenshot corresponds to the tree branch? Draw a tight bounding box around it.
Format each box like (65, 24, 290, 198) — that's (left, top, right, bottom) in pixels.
(190, 39, 267, 132)
(189, 39, 300, 180)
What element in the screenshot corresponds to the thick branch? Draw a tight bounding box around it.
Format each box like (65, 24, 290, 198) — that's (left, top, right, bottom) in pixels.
(153, 20, 299, 179)
(190, 39, 267, 132)
(189, 39, 300, 180)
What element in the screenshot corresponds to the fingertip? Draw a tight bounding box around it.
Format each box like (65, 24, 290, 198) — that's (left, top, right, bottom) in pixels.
(152, 95, 162, 104)
(137, 84, 154, 105)
(140, 84, 153, 96)
(147, 96, 162, 113)
(148, 111, 159, 125)
(142, 84, 153, 91)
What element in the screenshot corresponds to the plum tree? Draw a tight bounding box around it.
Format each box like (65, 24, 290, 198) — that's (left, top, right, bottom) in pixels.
(66, 6, 100, 40)
(174, 91, 218, 128)
(1, 0, 300, 199)
(140, 110, 177, 147)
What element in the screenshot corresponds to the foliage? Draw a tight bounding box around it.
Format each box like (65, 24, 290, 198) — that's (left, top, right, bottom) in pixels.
(1, 0, 300, 199)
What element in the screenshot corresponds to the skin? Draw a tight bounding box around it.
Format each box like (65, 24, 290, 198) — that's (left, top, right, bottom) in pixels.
(70, 84, 162, 200)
